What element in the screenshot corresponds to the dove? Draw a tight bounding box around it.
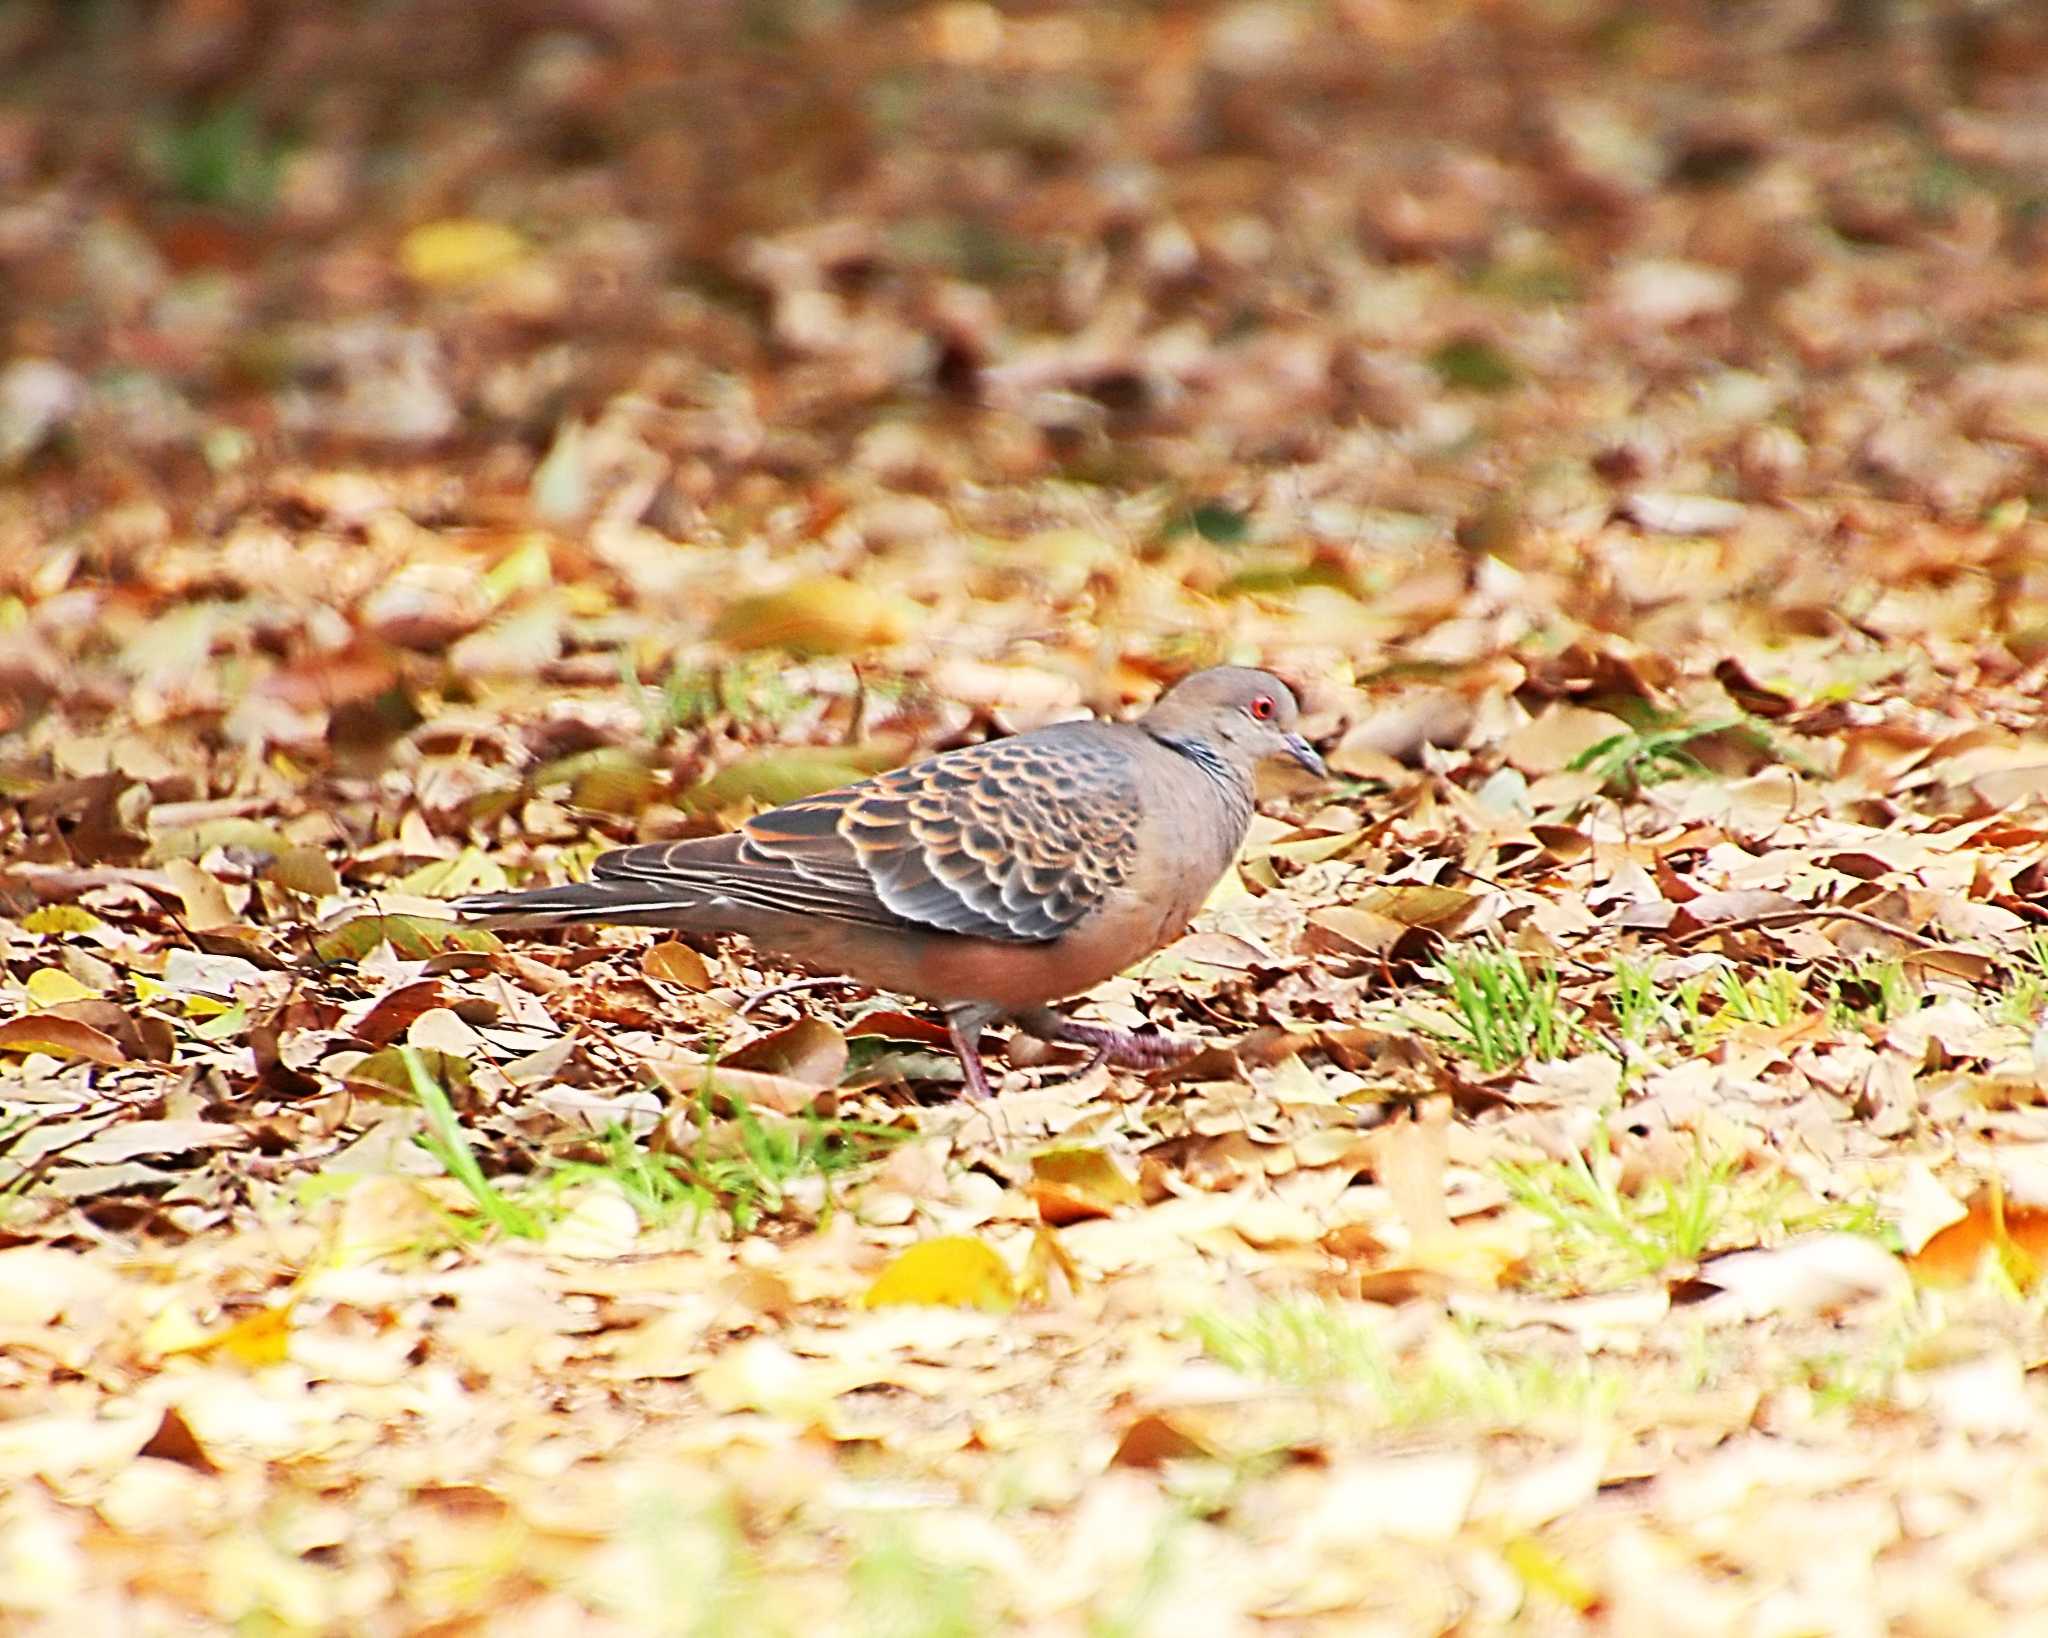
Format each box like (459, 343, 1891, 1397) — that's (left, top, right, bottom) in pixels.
(454, 666, 1325, 1096)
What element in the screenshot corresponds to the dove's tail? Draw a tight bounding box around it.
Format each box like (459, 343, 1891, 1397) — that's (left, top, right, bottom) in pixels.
(449, 881, 725, 932)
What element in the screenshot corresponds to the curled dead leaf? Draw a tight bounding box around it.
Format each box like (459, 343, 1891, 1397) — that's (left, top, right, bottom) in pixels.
(646, 1050, 830, 1115)
(725, 1015, 849, 1089)
(0, 1013, 129, 1066)
(1908, 1184, 2048, 1291)
(641, 940, 711, 989)
(1110, 1410, 1222, 1469)
(1029, 1147, 1141, 1225)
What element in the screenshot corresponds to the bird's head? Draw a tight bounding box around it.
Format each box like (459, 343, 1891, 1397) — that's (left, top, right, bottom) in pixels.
(1141, 666, 1328, 781)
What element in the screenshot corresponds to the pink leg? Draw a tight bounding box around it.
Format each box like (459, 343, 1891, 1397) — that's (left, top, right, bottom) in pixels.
(945, 1004, 1001, 1099)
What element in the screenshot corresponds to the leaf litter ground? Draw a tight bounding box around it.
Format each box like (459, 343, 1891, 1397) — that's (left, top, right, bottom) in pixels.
(9, 2, 2048, 1632)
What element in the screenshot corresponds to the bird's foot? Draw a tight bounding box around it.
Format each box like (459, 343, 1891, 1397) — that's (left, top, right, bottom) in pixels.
(1016, 1010, 1198, 1072)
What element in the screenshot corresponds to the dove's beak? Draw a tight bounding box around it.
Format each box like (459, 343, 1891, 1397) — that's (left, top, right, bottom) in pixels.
(1284, 734, 1328, 779)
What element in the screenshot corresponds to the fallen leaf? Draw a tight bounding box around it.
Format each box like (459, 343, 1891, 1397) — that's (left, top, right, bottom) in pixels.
(642, 940, 712, 988)
(711, 576, 911, 655)
(400, 217, 529, 286)
(66, 1119, 245, 1164)
(1029, 1147, 1141, 1224)
(1354, 884, 1480, 932)
(347, 978, 448, 1046)
(0, 1014, 127, 1065)
(20, 905, 107, 935)
(23, 967, 100, 1007)
(313, 913, 501, 963)
(153, 1301, 295, 1368)
(1681, 1233, 1909, 1321)
(265, 845, 344, 898)
(646, 1050, 829, 1115)
(137, 1406, 221, 1475)
(1298, 1452, 1482, 1547)
(693, 1336, 872, 1418)
(1908, 1184, 2048, 1290)
(1503, 706, 1632, 777)
(863, 1236, 1018, 1312)
(1303, 905, 1409, 960)
(683, 745, 903, 812)
(1110, 1410, 1223, 1468)
(162, 858, 237, 931)
(725, 1015, 848, 1089)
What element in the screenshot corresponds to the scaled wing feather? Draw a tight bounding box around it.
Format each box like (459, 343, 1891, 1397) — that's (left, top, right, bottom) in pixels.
(590, 733, 1141, 942)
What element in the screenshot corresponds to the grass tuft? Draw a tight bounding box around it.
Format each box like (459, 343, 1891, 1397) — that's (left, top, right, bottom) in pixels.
(403, 1045, 543, 1240)
(1190, 1300, 1626, 1427)
(1429, 941, 1581, 1070)
(1500, 1127, 1887, 1291)
(546, 1092, 905, 1235)
(1499, 1126, 1731, 1286)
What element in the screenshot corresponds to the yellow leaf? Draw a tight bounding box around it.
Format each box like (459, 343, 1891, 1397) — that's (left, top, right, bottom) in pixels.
(207, 1304, 296, 1368)
(140, 1300, 213, 1358)
(684, 744, 901, 813)
(483, 534, 555, 602)
(148, 818, 292, 865)
(1502, 1538, 1598, 1611)
(311, 914, 500, 964)
(530, 747, 661, 815)
(24, 968, 101, 1008)
(863, 1236, 1018, 1313)
(399, 218, 528, 287)
(393, 846, 507, 898)
(147, 1299, 294, 1367)
(711, 576, 911, 656)
(21, 906, 105, 936)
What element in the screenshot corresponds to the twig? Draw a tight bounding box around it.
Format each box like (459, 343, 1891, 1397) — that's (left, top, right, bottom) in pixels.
(736, 976, 859, 1017)
(1672, 906, 1947, 950)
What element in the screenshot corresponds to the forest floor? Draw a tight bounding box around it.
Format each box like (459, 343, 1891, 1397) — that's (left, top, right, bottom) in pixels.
(8, 1, 2048, 1631)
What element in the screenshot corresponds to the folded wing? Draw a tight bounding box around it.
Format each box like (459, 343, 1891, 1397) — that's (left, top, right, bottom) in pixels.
(516, 730, 1142, 943)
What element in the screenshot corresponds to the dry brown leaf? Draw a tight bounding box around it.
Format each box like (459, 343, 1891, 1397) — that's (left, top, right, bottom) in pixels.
(1502, 706, 1631, 777)
(0, 1013, 129, 1066)
(641, 940, 712, 988)
(1029, 1147, 1141, 1225)
(1908, 1186, 2048, 1290)
(725, 1015, 849, 1089)
(646, 1052, 827, 1115)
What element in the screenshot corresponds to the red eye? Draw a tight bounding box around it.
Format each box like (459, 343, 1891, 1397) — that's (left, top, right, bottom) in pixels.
(1249, 695, 1275, 721)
